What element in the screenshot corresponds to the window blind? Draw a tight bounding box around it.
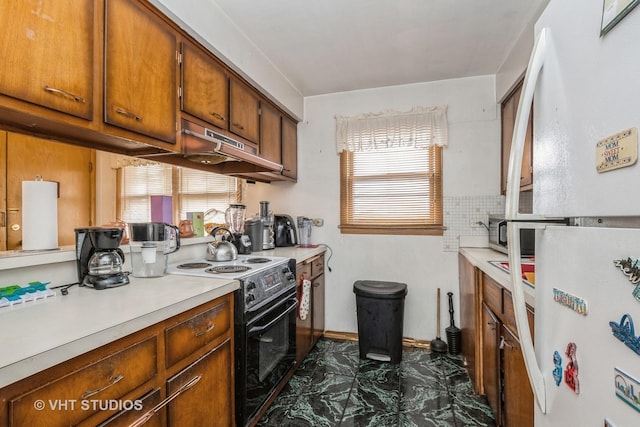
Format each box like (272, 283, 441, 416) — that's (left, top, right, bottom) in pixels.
(340, 145, 443, 234)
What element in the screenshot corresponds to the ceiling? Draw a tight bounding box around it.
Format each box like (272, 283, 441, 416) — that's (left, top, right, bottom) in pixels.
(211, 0, 548, 97)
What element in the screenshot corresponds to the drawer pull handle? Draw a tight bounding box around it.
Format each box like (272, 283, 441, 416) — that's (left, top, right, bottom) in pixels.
(115, 107, 142, 122)
(128, 375, 202, 427)
(44, 85, 86, 103)
(232, 122, 245, 130)
(211, 112, 225, 121)
(194, 322, 216, 337)
(81, 374, 124, 399)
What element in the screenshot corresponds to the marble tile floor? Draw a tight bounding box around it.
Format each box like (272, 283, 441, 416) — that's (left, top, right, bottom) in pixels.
(257, 338, 496, 427)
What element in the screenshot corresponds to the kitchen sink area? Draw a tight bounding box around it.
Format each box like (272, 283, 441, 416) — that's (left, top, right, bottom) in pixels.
(489, 259, 535, 287)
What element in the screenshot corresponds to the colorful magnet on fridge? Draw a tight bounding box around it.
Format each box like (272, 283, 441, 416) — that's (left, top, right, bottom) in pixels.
(552, 351, 563, 386)
(604, 418, 616, 427)
(613, 257, 640, 284)
(633, 284, 640, 304)
(564, 342, 580, 394)
(609, 313, 640, 356)
(614, 367, 640, 413)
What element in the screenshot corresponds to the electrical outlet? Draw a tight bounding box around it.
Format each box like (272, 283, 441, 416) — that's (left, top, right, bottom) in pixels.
(312, 218, 324, 227)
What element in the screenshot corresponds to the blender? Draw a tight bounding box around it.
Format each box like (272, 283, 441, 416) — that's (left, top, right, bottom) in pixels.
(297, 217, 314, 247)
(75, 227, 130, 290)
(128, 223, 180, 277)
(260, 201, 275, 250)
(226, 204, 252, 254)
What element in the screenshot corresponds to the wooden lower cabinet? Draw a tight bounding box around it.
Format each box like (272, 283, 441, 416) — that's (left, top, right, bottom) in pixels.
(166, 339, 233, 427)
(0, 293, 234, 427)
(296, 254, 325, 363)
(481, 302, 500, 420)
(459, 253, 534, 427)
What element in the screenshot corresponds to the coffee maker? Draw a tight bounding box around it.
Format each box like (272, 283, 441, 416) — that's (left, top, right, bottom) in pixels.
(75, 227, 130, 290)
(226, 204, 252, 254)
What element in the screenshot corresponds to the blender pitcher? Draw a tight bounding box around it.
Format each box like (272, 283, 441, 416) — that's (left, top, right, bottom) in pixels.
(225, 204, 247, 234)
(128, 223, 180, 277)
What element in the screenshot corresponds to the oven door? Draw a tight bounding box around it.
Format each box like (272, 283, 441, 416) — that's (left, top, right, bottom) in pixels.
(237, 292, 297, 426)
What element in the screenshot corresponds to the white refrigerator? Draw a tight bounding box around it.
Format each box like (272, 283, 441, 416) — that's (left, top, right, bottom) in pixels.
(505, 0, 640, 426)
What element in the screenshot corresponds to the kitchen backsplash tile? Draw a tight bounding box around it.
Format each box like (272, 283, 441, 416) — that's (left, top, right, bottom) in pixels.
(443, 195, 505, 251)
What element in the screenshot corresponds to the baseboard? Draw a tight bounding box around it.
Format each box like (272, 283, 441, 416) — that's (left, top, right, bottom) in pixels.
(322, 330, 431, 350)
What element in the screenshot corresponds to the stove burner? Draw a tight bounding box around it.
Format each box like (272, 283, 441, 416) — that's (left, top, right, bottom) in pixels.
(177, 262, 212, 269)
(243, 257, 272, 264)
(206, 265, 252, 274)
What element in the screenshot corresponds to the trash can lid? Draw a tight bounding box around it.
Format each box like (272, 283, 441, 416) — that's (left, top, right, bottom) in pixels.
(353, 280, 408, 298)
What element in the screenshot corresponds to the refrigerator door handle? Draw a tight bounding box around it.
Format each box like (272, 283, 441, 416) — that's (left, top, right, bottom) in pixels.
(505, 28, 548, 414)
(507, 221, 547, 414)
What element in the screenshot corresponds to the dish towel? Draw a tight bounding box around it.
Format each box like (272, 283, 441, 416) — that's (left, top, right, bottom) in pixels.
(299, 278, 311, 320)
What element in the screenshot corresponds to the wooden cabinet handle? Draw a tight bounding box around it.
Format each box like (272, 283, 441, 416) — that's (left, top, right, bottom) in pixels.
(232, 122, 245, 130)
(80, 373, 124, 399)
(210, 112, 225, 121)
(128, 375, 202, 427)
(44, 85, 86, 103)
(115, 107, 142, 121)
(194, 322, 216, 337)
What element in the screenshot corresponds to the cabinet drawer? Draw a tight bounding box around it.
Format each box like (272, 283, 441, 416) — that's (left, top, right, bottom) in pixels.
(297, 262, 312, 281)
(503, 290, 535, 339)
(97, 388, 162, 427)
(482, 275, 503, 314)
(311, 255, 324, 278)
(9, 336, 157, 426)
(165, 297, 231, 367)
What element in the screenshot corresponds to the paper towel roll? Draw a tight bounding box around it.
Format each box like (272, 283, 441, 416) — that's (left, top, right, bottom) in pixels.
(22, 180, 58, 251)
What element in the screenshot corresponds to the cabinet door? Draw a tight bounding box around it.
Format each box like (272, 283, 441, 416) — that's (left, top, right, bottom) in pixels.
(259, 101, 282, 164)
(166, 339, 234, 427)
(311, 274, 325, 345)
(458, 254, 480, 391)
(481, 303, 500, 422)
(281, 117, 298, 180)
(104, 0, 177, 144)
(6, 133, 94, 250)
(229, 78, 260, 144)
(502, 326, 534, 427)
(181, 42, 228, 129)
(501, 80, 533, 193)
(0, 0, 94, 119)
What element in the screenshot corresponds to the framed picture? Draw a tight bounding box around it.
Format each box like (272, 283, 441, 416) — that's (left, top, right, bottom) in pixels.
(601, 0, 640, 35)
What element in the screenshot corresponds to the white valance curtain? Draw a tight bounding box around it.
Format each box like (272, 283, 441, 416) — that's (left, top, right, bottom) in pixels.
(335, 105, 448, 153)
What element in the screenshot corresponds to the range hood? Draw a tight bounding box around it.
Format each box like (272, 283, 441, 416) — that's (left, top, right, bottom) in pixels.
(181, 119, 283, 173)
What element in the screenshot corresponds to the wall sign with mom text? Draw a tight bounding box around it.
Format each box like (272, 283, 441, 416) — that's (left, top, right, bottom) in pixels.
(601, 0, 640, 35)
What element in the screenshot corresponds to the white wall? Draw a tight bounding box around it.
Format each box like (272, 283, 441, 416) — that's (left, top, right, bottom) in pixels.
(245, 76, 500, 340)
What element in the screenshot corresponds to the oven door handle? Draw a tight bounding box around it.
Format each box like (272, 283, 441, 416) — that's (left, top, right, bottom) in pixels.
(248, 298, 298, 336)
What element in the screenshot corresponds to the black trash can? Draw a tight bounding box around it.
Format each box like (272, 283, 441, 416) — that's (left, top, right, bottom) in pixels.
(353, 280, 408, 364)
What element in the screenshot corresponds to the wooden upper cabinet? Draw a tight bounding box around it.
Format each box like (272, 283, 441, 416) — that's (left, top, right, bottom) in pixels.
(181, 41, 228, 130)
(0, 0, 94, 119)
(501, 79, 533, 194)
(229, 78, 260, 144)
(259, 101, 282, 164)
(104, 0, 177, 144)
(281, 116, 298, 180)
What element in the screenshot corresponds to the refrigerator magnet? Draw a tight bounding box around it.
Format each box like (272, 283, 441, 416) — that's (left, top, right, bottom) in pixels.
(609, 313, 640, 355)
(552, 287, 589, 315)
(614, 367, 640, 413)
(564, 342, 580, 394)
(552, 351, 563, 386)
(613, 257, 640, 284)
(632, 284, 640, 304)
(604, 419, 616, 427)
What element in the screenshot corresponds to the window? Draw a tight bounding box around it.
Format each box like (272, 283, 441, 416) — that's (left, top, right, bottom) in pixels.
(337, 106, 447, 235)
(117, 163, 241, 224)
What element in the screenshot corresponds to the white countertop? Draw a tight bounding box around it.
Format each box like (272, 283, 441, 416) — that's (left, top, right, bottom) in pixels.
(459, 247, 535, 308)
(0, 242, 327, 389)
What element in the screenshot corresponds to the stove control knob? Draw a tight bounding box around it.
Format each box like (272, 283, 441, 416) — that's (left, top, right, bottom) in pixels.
(246, 293, 256, 304)
(246, 281, 256, 290)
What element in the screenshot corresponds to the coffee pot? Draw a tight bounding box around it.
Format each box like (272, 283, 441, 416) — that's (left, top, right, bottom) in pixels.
(75, 227, 130, 290)
(128, 223, 180, 277)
